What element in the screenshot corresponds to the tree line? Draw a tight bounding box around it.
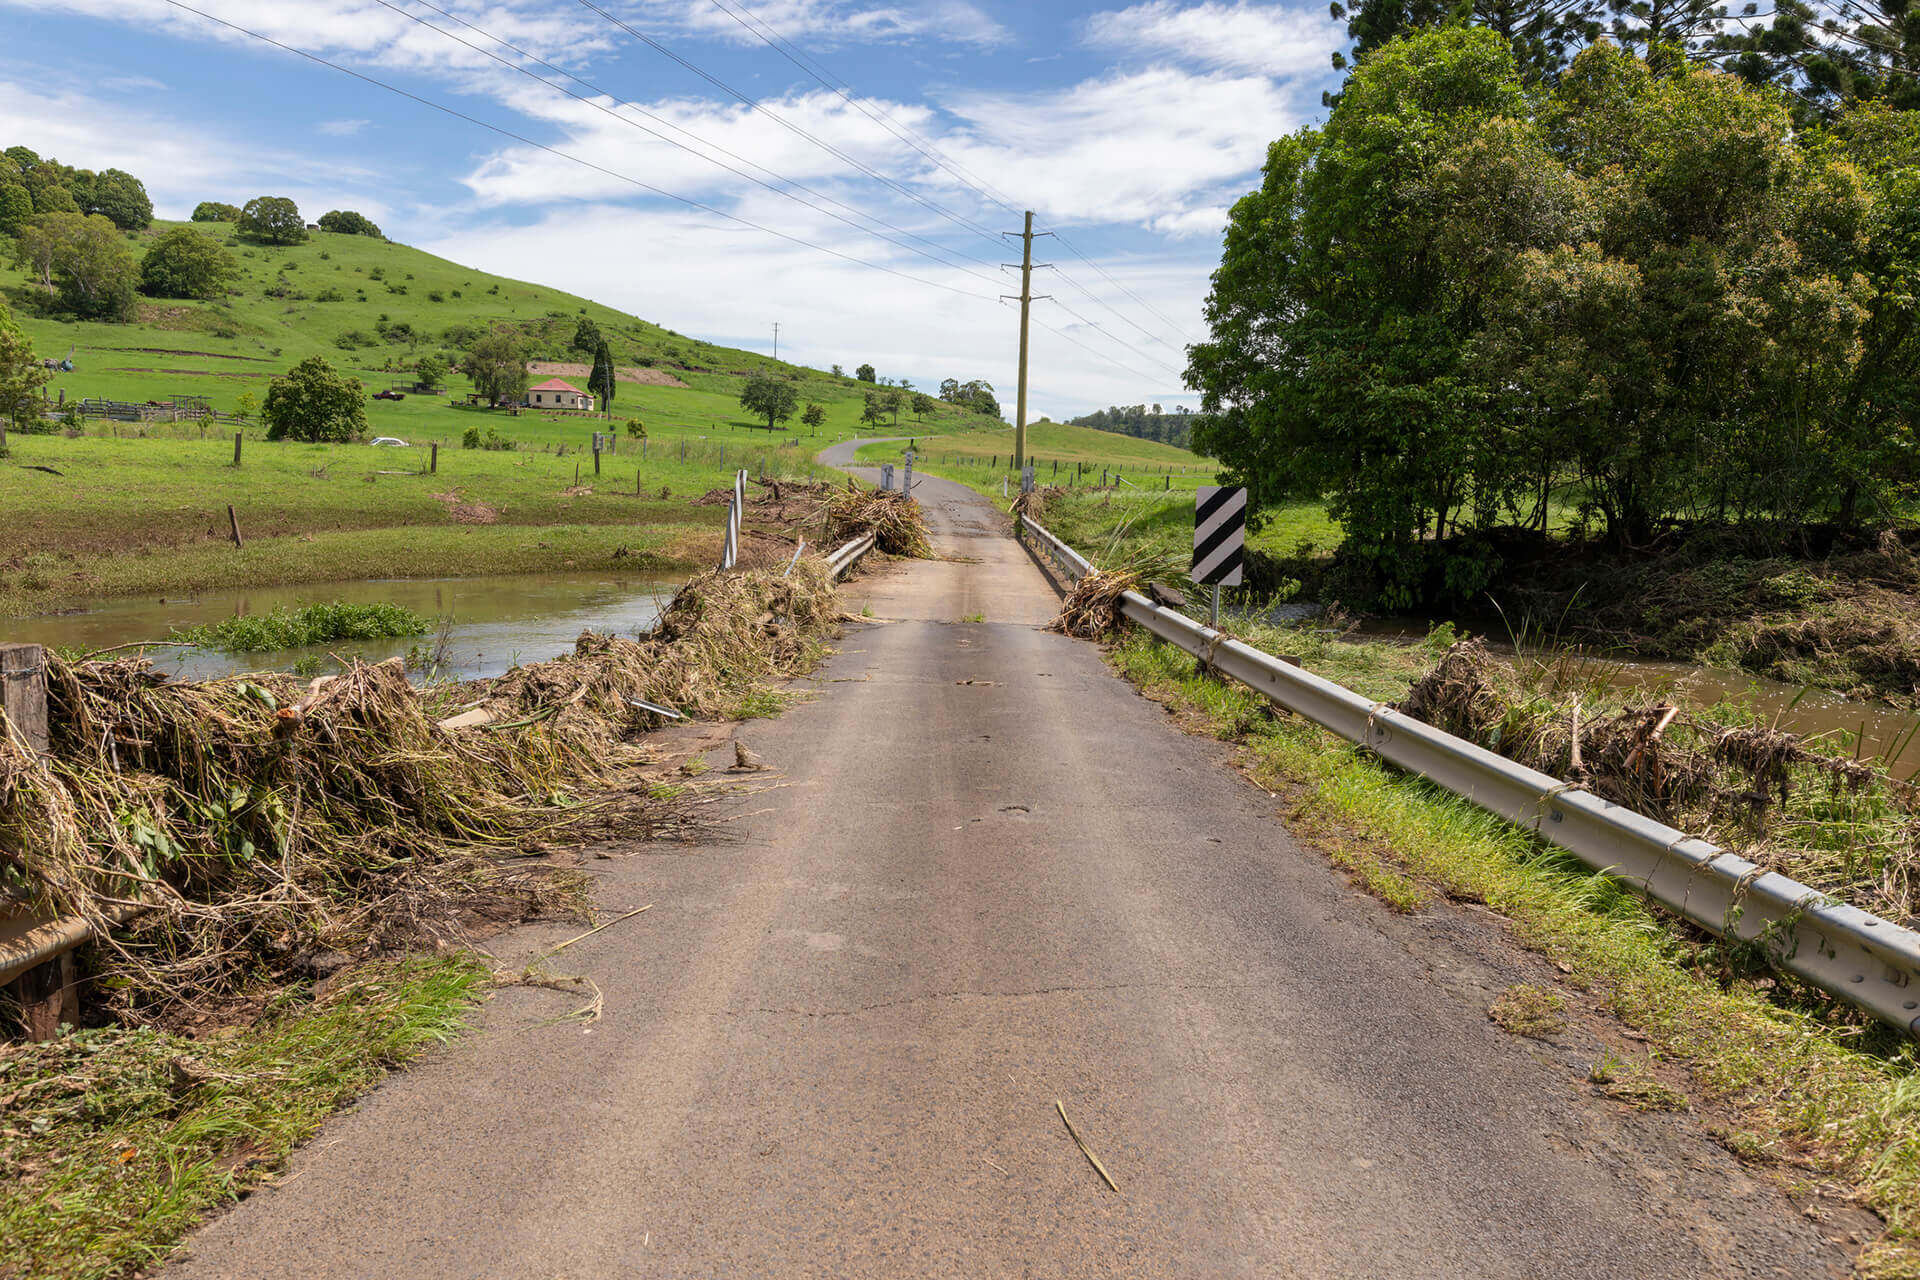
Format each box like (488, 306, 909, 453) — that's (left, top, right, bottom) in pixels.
(1332, 0, 1920, 118)
(1070, 403, 1196, 449)
(1189, 28, 1920, 608)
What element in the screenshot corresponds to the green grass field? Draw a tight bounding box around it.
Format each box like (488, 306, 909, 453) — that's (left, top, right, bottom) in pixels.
(0, 221, 1000, 616)
(853, 419, 1210, 478)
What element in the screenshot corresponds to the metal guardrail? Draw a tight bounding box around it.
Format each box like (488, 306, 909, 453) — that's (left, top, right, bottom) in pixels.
(1, 534, 883, 1002)
(826, 531, 876, 581)
(1019, 515, 1920, 1034)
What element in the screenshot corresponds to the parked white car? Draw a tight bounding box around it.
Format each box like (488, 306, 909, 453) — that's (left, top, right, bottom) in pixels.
(369, 437, 409, 447)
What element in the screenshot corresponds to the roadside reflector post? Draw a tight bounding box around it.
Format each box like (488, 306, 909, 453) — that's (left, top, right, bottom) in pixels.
(1192, 485, 1246, 634)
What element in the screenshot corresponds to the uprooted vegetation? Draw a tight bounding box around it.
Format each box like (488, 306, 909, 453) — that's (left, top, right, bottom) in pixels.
(1492, 528, 1920, 709)
(0, 556, 855, 1278)
(2, 560, 843, 1016)
(823, 481, 933, 559)
(1399, 636, 1919, 928)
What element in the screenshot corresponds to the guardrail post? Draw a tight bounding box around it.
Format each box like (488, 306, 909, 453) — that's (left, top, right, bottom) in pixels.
(0, 642, 48, 752)
(6, 950, 77, 1041)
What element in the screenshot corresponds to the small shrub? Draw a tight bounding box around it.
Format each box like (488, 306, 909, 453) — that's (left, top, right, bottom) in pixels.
(313, 287, 344, 302)
(427, 290, 444, 303)
(173, 602, 432, 652)
(462, 425, 481, 450)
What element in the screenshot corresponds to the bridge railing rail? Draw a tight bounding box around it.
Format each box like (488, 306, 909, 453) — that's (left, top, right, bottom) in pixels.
(1018, 514, 1920, 1035)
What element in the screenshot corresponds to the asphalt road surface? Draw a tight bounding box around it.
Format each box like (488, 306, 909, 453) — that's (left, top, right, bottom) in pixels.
(169, 442, 1857, 1278)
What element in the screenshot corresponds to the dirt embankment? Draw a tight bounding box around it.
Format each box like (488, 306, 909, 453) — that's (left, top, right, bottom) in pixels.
(1497, 530, 1920, 707)
(527, 361, 689, 389)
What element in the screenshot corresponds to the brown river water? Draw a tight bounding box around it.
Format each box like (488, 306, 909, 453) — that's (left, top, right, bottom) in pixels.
(8, 572, 682, 684)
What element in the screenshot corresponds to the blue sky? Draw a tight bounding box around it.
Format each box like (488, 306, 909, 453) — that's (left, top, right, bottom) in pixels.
(0, 1, 1346, 418)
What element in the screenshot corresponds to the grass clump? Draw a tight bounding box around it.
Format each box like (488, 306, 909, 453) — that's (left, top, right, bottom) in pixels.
(172, 601, 432, 652)
(0, 957, 485, 1280)
(1489, 983, 1568, 1039)
(1588, 1053, 1689, 1111)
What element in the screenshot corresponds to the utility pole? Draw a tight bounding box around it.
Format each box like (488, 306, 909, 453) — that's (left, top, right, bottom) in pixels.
(772, 322, 779, 361)
(1002, 211, 1051, 471)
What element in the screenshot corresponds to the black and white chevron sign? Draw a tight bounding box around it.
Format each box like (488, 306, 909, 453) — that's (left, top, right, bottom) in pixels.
(1192, 486, 1246, 586)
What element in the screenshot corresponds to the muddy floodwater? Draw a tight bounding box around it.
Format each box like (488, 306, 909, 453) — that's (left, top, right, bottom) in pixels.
(11, 573, 684, 683)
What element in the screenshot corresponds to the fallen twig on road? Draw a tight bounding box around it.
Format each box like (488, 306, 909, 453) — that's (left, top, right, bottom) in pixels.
(1055, 1099, 1120, 1193)
(543, 904, 653, 958)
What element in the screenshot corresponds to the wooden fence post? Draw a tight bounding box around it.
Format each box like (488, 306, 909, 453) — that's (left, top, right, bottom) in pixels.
(0, 643, 49, 752)
(233, 432, 242, 466)
(430, 442, 438, 474)
(227, 505, 243, 548)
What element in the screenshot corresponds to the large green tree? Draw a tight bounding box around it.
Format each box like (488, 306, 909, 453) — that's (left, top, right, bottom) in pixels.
(0, 299, 51, 448)
(739, 370, 798, 429)
(262, 356, 368, 442)
(465, 327, 527, 407)
(139, 227, 239, 300)
(588, 340, 616, 418)
(12, 212, 139, 319)
(192, 201, 240, 222)
(1189, 28, 1920, 607)
(87, 168, 151, 230)
(238, 196, 307, 244)
(317, 209, 382, 238)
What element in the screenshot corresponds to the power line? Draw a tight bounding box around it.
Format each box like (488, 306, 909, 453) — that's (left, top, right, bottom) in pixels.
(699, 0, 1027, 217)
(162, 1, 1196, 401)
(1045, 228, 1204, 347)
(368, 0, 1009, 288)
(569, 0, 1009, 250)
(158, 0, 1003, 305)
(696, 0, 1202, 357)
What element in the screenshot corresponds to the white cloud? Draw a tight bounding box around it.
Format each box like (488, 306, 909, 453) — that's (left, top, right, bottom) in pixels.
(423, 204, 1204, 418)
(317, 118, 373, 136)
(459, 85, 948, 207)
(933, 67, 1300, 230)
(670, 0, 1008, 48)
(0, 80, 383, 219)
(1082, 1, 1342, 79)
(0, 0, 610, 81)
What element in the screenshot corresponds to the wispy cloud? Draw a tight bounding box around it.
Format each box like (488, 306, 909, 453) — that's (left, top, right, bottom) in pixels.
(317, 117, 372, 136)
(669, 0, 1009, 48)
(1082, 1, 1342, 79)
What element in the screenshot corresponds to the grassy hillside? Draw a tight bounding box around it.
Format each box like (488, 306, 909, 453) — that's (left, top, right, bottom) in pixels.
(854, 419, 1209, 477)
(0, 220, 993, 615)
(1, 218, 981, 440)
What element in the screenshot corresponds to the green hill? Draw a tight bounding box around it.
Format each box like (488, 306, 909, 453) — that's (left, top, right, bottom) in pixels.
(0, 210, 1004, 617)
(1, 217, 979, 443)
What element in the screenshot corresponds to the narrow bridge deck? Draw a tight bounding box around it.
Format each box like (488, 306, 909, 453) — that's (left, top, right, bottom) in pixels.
(169, 456, 1848, 1278)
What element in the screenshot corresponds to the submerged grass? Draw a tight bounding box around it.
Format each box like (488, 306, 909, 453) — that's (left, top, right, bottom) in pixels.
(1108, 625, 1920, 1276)
(171, 601, 433, 652)
(0, 956, 486, 1280)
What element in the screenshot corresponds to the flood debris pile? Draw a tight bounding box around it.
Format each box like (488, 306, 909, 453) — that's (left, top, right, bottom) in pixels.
(467, 561, 839, 736)
(1053, 568, 1145, 639)
(1397, 638, 1915, 924)
(0, 561, 846, 1018)
(823, 481, 934, 559)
